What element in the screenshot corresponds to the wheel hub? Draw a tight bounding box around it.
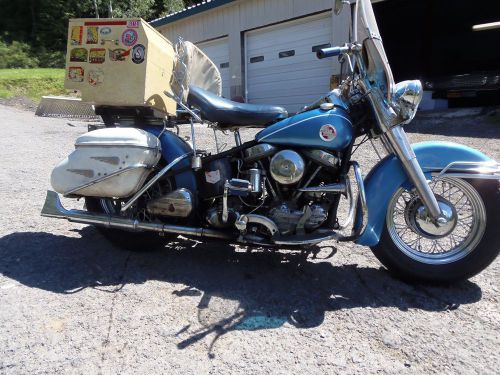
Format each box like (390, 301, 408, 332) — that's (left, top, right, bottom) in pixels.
(406, 197, 457, 239)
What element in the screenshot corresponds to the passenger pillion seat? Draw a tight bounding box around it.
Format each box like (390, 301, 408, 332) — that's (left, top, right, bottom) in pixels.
(186, 85, 288, 128)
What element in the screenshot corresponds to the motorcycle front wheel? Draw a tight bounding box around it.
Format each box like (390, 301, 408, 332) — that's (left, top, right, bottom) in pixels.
(371, 177, 500, 283)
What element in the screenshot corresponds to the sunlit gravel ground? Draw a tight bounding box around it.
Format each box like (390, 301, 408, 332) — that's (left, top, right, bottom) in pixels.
(0, 104, 498, 374)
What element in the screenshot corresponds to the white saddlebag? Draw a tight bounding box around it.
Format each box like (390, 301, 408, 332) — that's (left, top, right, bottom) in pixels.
(51, 128, 161, 198)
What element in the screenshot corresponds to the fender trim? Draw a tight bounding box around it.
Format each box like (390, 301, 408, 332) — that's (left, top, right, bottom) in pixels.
(355, 141, 494, 247)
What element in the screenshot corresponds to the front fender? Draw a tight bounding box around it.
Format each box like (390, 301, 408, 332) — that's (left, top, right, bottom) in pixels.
(356, 141, 493, 247)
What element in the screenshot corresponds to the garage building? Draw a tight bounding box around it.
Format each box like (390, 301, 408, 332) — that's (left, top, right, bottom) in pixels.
(151, 0, 500, 112)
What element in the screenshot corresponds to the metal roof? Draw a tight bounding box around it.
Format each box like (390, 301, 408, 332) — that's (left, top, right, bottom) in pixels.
(150, 0, 237, 28)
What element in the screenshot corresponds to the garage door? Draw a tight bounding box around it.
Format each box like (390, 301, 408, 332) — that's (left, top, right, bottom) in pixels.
(197, 37, 231, 99)
(245, 14, 333, 113)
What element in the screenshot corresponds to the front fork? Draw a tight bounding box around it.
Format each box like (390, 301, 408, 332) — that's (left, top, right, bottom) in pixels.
(383, 125, 443, 221)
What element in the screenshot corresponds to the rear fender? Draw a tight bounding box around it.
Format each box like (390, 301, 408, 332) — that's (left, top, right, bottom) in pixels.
(143, 127, 198, 197)
(356, 141, 494, 246)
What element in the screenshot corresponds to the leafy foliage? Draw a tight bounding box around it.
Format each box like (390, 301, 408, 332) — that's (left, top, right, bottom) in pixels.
(0, 39, 39, 69)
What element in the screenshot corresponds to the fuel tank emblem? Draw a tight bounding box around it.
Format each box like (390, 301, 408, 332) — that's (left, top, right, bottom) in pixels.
(319, 124, 337, 142)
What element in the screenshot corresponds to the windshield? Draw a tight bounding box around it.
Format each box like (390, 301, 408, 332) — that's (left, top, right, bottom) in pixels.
(355, 0, 395, 101)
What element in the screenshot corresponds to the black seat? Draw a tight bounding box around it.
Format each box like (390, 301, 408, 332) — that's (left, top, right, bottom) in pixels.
(187, 85, 288, 128)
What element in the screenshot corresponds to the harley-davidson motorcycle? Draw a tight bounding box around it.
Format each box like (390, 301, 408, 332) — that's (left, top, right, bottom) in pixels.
(42, 0, 499, 283)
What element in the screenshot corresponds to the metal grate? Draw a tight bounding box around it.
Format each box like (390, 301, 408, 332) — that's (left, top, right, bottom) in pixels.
(35, 96, 100, 120)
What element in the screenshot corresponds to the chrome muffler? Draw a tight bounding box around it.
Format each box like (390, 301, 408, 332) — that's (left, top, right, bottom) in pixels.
(41, 190, 235, 240)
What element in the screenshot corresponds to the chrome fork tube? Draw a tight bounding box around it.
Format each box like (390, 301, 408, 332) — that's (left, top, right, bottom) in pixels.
(384, 125, 442, 220)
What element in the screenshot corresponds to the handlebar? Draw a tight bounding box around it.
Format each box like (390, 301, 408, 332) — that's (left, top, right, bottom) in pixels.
(316, 46, 350, 59)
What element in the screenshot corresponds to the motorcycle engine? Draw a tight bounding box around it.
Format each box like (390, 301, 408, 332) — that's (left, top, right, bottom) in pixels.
(270, 150, 305, 185)
(269, 202, 328, 235)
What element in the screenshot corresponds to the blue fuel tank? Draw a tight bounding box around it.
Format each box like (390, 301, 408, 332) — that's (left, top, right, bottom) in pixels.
(255, 107, 353, 151)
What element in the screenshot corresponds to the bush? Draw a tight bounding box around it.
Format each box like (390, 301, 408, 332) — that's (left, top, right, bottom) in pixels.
(0, 39, 39, 69)
(36, 49, 65, 68)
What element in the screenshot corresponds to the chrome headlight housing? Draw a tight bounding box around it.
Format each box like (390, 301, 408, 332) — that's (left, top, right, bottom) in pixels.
(392, 80, 423, 124)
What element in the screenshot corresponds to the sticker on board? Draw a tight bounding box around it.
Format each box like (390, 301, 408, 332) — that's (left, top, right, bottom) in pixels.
(100, 27, 112, 36)
(87, 69, 104, 86)
(68, 67, 84, 82)
(70, 48, 88, 62)
(121, 29, 138, 47)
(89, 48, 106, 64)
(319, 124, 337, 142)
(70, 26, 83, 45)
(108, 48, 130, 61)
(132, 44, 145, 64)
(127, 20, 140, 28)
(87, 26, 99, 44)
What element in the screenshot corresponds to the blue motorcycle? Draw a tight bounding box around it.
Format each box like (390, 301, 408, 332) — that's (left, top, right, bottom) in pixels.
(43, 0, 499, 283)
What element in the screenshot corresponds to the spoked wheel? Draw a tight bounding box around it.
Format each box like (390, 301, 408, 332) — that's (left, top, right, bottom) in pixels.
(371, 177, 500, 283)
(84, 177, 176, 252)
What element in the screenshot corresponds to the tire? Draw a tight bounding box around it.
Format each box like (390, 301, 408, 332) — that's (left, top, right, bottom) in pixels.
(370, 178, 500, 283)
(85, 197, 171, 252)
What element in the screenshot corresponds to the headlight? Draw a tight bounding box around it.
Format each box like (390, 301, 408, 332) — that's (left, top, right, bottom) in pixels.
(392, 80, 423, 123)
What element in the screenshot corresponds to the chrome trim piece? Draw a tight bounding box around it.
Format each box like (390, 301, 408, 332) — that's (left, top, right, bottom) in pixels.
(298, 182, 347, 193)
(429, 161, 500, 179)
(384, 126, 442, 219)
(432, 173, 500, 180)
(239, 214, 279, 236)
(64, 164, 146, 196)
(338, 177, 355, 231)
(273, 230, 342, 246)
(122, 152, 192, 212)
(41, 190, 234, 240)
(244, 143, 277, 163)
(349, 161, 368, 238)
(270, 150, 306, 185)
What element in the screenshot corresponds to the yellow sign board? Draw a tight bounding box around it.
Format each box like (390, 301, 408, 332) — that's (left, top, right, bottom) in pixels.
(65, 18, 176, 115)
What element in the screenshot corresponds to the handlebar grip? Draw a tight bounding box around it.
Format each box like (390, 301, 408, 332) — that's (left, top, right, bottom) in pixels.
(316, 46, 349, 59)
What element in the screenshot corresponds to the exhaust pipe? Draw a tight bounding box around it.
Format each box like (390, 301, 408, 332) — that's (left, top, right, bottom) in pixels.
(41, 190, 235, 240)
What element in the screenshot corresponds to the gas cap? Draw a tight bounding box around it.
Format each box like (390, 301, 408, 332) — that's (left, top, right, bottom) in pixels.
(320, 103, 334, 111)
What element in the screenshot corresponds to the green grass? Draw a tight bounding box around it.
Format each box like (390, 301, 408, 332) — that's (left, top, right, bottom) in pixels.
(0, 68, 66, 102)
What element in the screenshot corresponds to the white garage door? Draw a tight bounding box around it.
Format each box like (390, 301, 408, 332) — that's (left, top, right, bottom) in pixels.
(245, 14, 333, 113)
(197, 37, 231, 99)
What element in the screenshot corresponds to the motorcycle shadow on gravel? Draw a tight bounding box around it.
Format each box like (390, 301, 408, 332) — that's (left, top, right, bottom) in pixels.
(0, 228, 483, 356)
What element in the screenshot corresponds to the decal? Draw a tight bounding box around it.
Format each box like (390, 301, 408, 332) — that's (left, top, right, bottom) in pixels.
(87, 69, 104, 87)
(85, 20, 127, 26)
(319, 124, 337, 142)
(121, 29, 138, 47)
(69, 48, 88, 62)
(132, 44, 145, 64)
(100, 27, 112, 36)
(89, 48, 106, 64)
(108, 48, 130, 61)
(86, 26, 99, 44)
(70, 26, 83, 45)
(127, 20, 140, 28)
(68, 67, 84, 82)
(205, 170, 221, 184)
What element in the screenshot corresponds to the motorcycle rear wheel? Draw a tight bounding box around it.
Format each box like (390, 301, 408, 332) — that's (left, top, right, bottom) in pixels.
(85, 197, 170, 252)
(370, 178, 500, 283)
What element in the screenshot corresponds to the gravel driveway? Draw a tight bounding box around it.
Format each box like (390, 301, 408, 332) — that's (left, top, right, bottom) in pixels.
(0, 104, 498, 374)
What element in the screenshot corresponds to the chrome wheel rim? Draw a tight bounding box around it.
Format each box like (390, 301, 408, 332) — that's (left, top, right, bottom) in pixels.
(386, 177, 486, 265)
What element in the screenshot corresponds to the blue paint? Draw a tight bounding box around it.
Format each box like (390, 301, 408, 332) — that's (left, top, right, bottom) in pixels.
(256, 108, 353, 151)
(235, 314, 287, 330)
(356, 141, 493, 247)
(143, 127, 198, 197)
